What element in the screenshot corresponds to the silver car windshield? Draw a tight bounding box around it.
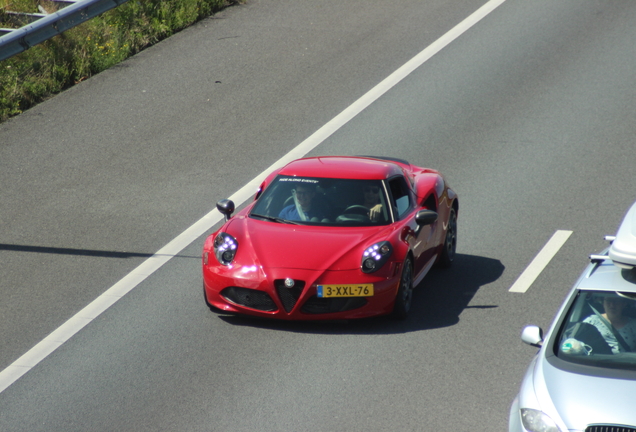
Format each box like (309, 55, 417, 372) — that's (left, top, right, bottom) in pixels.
(556, 290, 636, 370)
(250, 175, 391, 226)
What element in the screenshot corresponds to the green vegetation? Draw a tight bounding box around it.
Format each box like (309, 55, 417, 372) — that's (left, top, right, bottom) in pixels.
(0, 0, 237, 122)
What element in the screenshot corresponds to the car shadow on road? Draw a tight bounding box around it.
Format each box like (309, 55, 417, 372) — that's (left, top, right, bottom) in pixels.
(216, 253, 504, 335)
(0, 243, 200, 259)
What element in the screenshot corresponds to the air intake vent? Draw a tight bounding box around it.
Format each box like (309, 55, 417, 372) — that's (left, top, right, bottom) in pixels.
(301, 296, 367, 314)
(274, 280, 305, 312)
(221, 287, 277, 312)
(586, 426, 636, 432)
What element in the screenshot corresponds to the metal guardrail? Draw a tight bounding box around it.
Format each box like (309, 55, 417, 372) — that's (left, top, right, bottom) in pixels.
(0, 0, 129, 62)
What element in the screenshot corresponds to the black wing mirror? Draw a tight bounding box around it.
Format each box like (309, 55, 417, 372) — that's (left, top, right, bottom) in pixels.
(216, 199, 235, 221)
(415, 209, 438, 226)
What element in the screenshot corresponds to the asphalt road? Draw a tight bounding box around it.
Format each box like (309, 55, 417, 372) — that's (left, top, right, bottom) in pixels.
(1, 0, 636, 431)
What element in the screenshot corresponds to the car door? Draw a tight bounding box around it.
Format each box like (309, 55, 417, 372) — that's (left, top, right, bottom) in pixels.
(387, 176, 436, 276)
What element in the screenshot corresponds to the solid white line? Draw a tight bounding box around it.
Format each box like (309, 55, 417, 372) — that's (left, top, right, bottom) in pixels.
(509, 230, 573, 293)
(0, 0, 508, 394)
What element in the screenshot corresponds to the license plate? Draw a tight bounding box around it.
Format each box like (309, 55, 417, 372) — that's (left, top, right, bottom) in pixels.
(317, 284, 374, 298)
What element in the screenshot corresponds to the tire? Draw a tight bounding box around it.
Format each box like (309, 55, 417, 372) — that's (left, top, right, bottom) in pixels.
(392, 257, 414, 320)
(436, 207, 457, 268)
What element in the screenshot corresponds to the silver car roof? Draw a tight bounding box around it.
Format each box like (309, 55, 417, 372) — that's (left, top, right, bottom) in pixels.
(577, 259, 636, 293)
(577, 201, 636, 294)
(609, 201, 636, 269)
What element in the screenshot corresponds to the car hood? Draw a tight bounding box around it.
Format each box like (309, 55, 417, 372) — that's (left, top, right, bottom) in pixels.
(537, 355, 636, 430)
(228, 216, 394, 271)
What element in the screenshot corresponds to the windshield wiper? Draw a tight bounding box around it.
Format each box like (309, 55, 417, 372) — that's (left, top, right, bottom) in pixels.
(250, 213, 300, 225)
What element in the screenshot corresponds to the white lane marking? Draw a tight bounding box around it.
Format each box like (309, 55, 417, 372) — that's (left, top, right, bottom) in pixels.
(509, 230, 573, 293)
(0, 0, 508, 394)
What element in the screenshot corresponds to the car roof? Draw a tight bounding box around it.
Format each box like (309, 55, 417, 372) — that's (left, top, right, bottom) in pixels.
(577, 201, 636, 294)
(608, 201, 636, 269)
(277, 156, 409, 180)
(577, 261, 636, 294)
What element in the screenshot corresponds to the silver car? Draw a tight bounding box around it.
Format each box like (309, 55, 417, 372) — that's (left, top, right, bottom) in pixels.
(509, 201, 636, 432)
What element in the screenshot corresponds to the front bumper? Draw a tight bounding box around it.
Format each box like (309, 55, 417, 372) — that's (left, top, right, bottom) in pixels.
(203, 262, 402, 320)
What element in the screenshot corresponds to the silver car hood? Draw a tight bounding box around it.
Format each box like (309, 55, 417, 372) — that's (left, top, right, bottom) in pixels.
(538, 355, 636, 430)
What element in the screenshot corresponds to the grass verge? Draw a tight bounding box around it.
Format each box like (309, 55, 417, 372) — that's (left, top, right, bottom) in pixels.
(0, 0, 238, 122)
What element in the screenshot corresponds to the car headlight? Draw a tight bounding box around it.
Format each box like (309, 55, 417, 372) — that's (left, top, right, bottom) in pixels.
(361, 241, 393, 273)
(214, 232, 238, 266)
(520, 409, 563, 432)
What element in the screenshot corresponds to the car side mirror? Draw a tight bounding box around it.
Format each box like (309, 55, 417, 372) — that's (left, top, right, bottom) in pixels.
(521, 325, 543, 348)
(216, 199, 235, 221)
(415, 209, 438, 226)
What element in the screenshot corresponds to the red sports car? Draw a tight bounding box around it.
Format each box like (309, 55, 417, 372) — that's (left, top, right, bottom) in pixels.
(202, 156, 458, 320)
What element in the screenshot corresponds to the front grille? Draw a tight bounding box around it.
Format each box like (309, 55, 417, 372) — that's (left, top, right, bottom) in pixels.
(221, 287, 277, 312)
(301, 296, 367, 314)
(274, 280, 305, 312)
(586, 426, 636, 432)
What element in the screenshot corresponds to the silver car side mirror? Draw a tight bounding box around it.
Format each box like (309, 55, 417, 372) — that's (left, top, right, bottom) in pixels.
(521, 325, 543, 348)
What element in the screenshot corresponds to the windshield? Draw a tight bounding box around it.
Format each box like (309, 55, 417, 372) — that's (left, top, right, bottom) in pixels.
(250, 175, 391, 226)
(556, 290, 636, 370)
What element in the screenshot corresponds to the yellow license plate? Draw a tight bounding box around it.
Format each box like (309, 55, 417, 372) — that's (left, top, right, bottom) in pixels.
(317, 284, 374, 298)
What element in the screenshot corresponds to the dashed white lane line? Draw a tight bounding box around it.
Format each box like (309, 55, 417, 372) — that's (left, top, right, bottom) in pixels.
(0, 0, 509, 394)
(509, 230, 573, 293)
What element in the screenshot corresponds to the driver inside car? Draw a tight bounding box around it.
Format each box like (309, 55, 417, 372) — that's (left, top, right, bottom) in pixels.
(279, 183, 329, 222)
(583, 293, 636, 354)
(362, 184, 384, 222)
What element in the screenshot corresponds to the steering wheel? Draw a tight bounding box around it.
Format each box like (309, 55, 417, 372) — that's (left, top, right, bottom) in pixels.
(342, 205, 369, 215)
